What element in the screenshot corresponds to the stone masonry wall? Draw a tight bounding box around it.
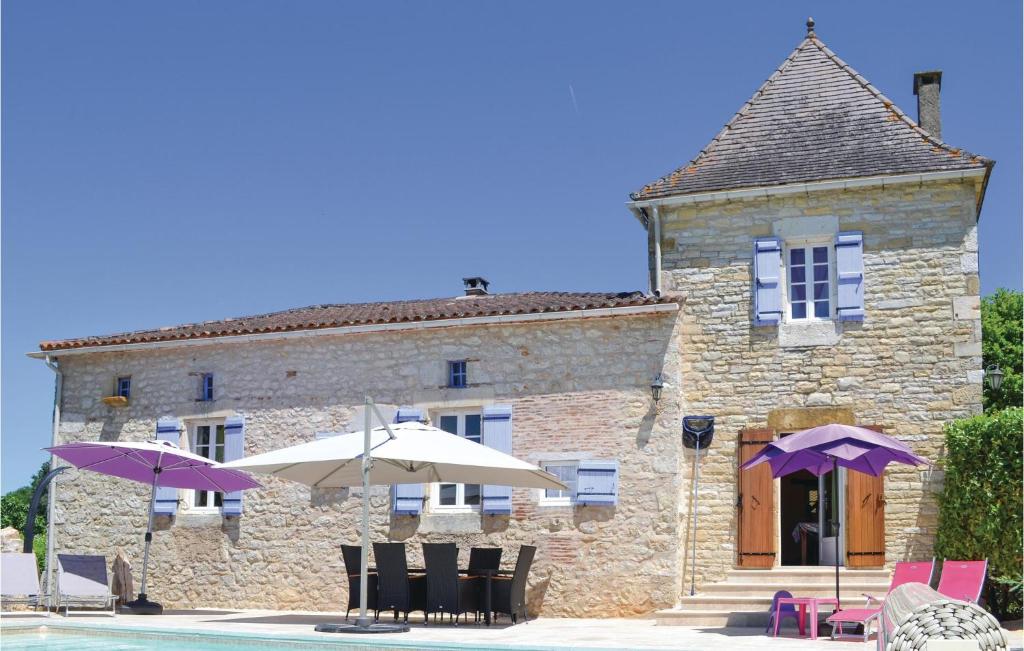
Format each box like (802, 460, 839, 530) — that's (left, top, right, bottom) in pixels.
(656, 178, 983, 593)
(52, 312, 683, 617)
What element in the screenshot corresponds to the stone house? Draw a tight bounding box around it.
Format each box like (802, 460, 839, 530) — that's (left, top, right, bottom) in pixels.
(34, 21, 990, 619)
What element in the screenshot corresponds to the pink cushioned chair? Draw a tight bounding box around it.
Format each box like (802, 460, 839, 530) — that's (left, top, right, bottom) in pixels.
(936, 559, 987, 603)
(827, 559, 935, 641)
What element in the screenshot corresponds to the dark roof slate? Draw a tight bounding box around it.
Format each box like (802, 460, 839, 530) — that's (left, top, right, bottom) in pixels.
(631, 34, 991, 201)
(39, 291, 679, 351)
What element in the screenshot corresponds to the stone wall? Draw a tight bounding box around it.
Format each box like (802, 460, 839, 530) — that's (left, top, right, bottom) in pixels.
(52, 312, 683, 616)
(656, 178, 983, 591)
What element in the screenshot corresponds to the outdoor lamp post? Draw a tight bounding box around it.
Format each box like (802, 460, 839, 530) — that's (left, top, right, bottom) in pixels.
(986, 364, 1004, 390)
(651, 373, 665, 403)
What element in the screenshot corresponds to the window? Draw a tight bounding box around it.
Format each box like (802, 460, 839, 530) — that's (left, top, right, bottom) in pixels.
(198, 373, 214, 402)
(115, 376, 131, 398)
(190, 422, 224, 509)
(785, 243, 833, 321)
(447, 361, 467, 389)
(431, 412, 481, 511)
(539, 462, 578, 506)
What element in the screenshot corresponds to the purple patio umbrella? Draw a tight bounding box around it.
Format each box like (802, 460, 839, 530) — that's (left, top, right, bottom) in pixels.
(47, 438, 260, 615)
(740, 423, 929, 607)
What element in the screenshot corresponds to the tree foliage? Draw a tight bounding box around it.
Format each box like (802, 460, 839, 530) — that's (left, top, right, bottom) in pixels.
(0, 462, 51, 572)
(982, 288, 1023, 412)
(935, 408, 1023, 620)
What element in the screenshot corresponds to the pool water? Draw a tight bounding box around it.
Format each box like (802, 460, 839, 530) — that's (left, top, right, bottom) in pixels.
(2, 632, 278, 651)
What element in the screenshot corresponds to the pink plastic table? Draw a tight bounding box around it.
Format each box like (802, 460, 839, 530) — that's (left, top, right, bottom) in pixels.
(774, 597, 840, 640)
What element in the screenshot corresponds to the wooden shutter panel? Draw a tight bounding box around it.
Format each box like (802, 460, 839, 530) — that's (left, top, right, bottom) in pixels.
(575, 460, 619, 506)
(391, 407, 424, 515)
(737, 428, 775, 567)
(153, 418, 181, 515)
(835, 231, 865, 321)
(753, 238, 783, 325)
(221, 416, 245, 516)
(847, 424, 886, 567)
(481, 405, 513, 515)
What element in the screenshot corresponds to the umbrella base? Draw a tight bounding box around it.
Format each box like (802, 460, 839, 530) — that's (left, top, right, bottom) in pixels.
(314, 621, 409, 634)
(121, 594, 163, 615)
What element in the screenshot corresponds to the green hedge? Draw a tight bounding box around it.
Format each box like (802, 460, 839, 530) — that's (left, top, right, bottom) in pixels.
(936, 408, 1023, 620)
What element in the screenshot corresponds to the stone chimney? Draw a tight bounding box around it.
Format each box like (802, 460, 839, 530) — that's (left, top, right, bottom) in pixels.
(462, 277, 490, 296)
(913, 71, 943, 139)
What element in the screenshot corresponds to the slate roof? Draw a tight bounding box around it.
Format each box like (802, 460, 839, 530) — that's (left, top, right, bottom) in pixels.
(39, 292, 679, 352)
(631, 26, 992, 201)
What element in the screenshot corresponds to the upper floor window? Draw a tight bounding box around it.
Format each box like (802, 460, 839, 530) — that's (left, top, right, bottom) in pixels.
(785, 242, 834, 321)
(115, 376, 131, 399)
(190, 422, 224, 510)
(198, 373, 214, 402)
(431, 412, 481, 511)
(447, 360, 468, 389)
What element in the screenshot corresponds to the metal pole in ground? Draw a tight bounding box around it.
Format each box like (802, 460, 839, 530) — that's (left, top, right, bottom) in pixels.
(356, 396, 373, 628)
(689, 436, 701, 596)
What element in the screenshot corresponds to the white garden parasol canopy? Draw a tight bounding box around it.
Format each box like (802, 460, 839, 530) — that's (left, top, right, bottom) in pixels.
(222, 399, 566, 634)
(223, 421, 566, 490)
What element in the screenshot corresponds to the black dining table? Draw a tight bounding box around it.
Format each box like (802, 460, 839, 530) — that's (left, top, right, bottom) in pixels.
(367, 566, 513, 625)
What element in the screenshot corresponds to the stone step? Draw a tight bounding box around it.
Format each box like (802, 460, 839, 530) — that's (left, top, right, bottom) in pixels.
(675, 595, 858, 611)
(655, 609, 770, 628)
(701, 581, 889, 596)
(724, 568, 890, 584)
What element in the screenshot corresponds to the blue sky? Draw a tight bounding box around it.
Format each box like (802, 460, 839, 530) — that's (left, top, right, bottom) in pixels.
(3, 1, 1021, 491)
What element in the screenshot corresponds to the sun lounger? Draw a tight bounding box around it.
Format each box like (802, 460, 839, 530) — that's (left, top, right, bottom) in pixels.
(56, 554, 117, 616)
(827, 559, 934, 641)
(936, 559, 987, 603)
(1, 552, 48, 616)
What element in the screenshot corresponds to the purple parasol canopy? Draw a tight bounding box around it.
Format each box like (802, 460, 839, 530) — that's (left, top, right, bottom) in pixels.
(47, 440, 261, 492)
(739, 423, 929, 477)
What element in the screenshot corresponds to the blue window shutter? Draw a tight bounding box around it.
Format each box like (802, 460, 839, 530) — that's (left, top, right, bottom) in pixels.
(391, 407, 424, 515)
(835, 231, 865, 321)
(753, 237, 782, 325)
(221, 416, 245, 516)
(153, 418, 180, 515)
(481, 405, 513, 515)
(575, 460, 619, 506)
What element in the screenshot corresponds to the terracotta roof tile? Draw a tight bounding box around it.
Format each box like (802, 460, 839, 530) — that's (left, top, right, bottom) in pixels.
(39, 291, 679, 352)
(631, 33, 991, 201)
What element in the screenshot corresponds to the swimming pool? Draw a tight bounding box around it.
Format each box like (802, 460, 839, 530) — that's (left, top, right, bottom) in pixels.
(0, 623, 643, 651)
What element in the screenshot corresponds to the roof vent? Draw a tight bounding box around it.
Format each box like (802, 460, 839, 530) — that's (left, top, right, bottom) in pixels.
(462, 277, 490, 296)
(913, 71, 943, 139)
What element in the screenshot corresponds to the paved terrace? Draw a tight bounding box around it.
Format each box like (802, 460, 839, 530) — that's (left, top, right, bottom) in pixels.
(3, 610, 1022, 650)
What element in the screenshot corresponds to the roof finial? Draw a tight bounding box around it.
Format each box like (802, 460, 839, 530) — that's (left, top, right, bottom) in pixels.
(806, 17, 816, 36)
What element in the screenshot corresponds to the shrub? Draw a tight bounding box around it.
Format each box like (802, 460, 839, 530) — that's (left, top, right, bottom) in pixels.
(936, 408, 1023, 620)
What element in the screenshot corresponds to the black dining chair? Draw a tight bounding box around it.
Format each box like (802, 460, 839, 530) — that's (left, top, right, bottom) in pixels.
(372, 542, 422, 622)
(467, 547, 502, 622)
(341, 544, 378, 621)
(491, 545, 536, 625)
(421, 543, 477, 625)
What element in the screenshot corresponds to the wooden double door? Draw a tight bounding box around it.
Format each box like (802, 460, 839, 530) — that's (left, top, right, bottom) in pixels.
(736, 427, 885, 568)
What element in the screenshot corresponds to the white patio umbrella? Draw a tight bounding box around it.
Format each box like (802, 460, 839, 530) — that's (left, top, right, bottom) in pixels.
(223, 398, 565, 634)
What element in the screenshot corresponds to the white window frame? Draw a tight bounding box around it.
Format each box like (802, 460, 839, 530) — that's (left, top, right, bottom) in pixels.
(185, 419, 225, 514)
(537, 460, 579, 507)
(782, 237, 836, 323)
(429, 411, 482, 513)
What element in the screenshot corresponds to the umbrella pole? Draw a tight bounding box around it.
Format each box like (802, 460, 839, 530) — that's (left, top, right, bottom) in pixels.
(124, 452, 164, 614)
(833, 457, 840, 610)
(356, 397, 373, 628)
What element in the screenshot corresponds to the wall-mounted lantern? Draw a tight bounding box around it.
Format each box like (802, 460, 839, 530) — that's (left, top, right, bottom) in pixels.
(650, 374, 665, 403)
(986, 364, 1004, 390)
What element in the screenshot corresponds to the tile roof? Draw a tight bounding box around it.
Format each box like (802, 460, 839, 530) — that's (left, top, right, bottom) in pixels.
(631, 29, 992, 201)
(39, 291, 679, 352)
